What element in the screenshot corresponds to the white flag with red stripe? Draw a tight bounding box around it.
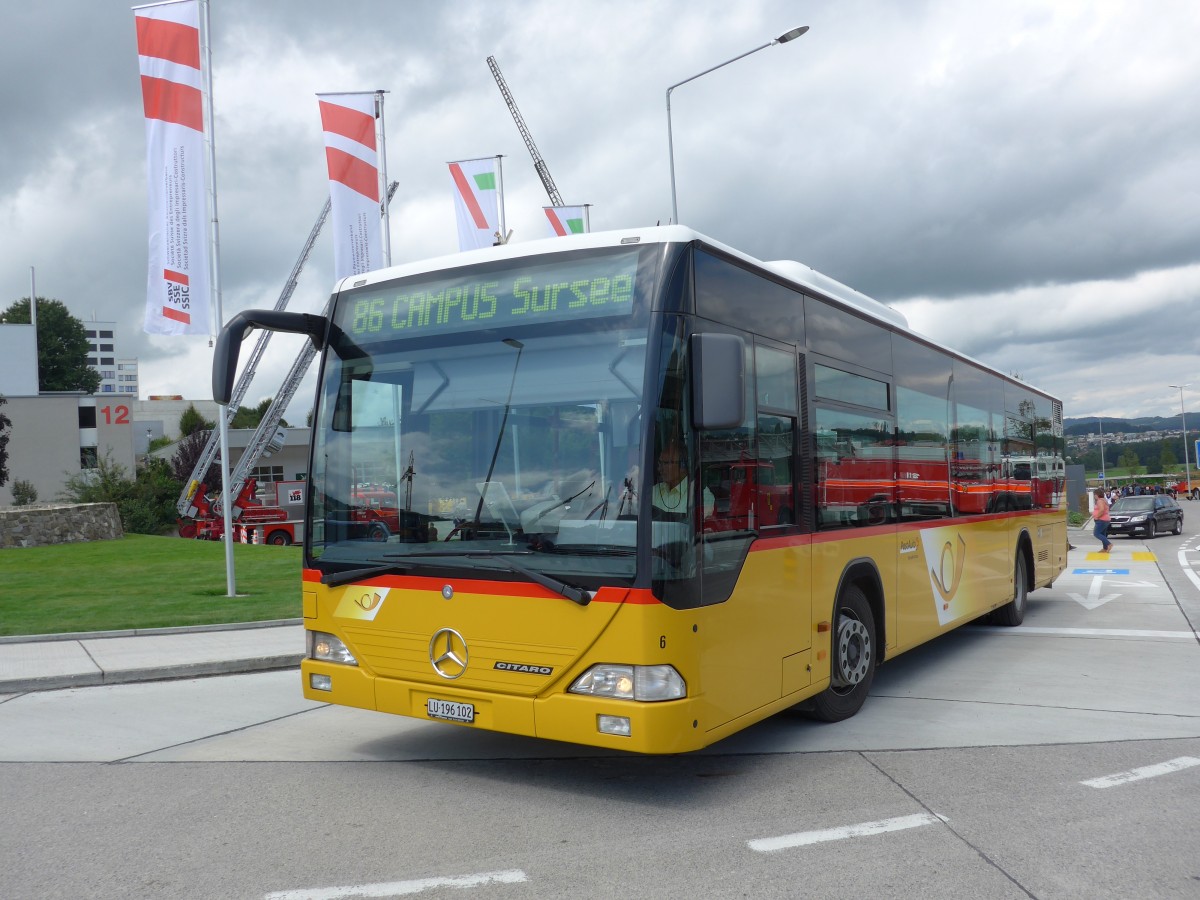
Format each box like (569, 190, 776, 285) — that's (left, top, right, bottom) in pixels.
(135, 0, 211, 336)
(317, 92, 384, 278)
(449, 157, 502, 251)
(543, 206, 588, 237)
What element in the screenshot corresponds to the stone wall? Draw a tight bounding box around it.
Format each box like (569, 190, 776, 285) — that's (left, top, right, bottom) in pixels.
(0, 503, 124, 549)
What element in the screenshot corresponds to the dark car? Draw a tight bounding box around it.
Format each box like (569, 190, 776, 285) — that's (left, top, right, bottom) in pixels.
(1107, 495, 1183, 538)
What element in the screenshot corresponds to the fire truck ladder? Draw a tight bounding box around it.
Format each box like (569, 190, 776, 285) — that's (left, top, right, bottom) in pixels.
(487, 55, 564, 207)
(211, 181, 400, 519)
(177, 198, 332, 518)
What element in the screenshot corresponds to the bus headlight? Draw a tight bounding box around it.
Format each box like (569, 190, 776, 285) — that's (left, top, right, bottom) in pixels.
(569, 664, 686, 701)
(308, 630, 358, 665)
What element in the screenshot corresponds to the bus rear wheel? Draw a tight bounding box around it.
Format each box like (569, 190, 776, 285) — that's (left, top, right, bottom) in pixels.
(806, 585, 876, 722)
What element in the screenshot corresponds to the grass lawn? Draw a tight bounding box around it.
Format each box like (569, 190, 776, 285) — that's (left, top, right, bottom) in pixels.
(0, 534, 301, 637)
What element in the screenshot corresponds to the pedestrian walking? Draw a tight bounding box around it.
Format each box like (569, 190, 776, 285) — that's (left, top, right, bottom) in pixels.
(1093, 488, 1113, 553)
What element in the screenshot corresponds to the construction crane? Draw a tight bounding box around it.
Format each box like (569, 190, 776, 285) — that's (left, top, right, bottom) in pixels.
(487, 55, 564, 207)
(177, 197, 332, 519)
(181, 182, 399, 523)
(208, 181, 400, 520)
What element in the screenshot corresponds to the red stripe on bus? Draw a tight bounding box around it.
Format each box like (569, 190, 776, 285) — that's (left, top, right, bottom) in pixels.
(748, 508, 1057, 551)
(140, 75, 203, 131)
(301, 568, 659, 605)
(318, 100, 376, 150)
(324, 147, 379, 201)
(449, 163, 490, 229)
(163, 269, 188, 285)
(135, 17, 200, 69)
(544, 208, 567, 236)
(161, 307, 190, 324)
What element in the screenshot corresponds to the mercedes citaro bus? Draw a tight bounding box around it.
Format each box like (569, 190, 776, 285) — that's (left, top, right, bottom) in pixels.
(213, 226, 1066, 754)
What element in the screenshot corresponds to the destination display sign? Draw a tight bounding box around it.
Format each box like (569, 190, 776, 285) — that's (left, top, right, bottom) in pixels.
(338, 250, 640, 341)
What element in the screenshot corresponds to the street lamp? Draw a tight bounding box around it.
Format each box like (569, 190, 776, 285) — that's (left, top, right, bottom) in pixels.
(666, 25, 809, 224)
(1169, 383, 1192, 493)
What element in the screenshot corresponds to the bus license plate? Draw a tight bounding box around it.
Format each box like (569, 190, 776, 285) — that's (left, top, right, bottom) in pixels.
(427, 698, 475, 723)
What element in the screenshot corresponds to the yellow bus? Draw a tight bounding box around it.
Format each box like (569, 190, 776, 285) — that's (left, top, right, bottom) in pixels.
(214, 226, 1067, 754)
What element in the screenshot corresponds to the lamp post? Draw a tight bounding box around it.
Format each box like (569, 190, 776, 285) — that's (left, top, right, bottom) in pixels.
(666, 25, 809, 224)
(1169, 383, 1192, 493)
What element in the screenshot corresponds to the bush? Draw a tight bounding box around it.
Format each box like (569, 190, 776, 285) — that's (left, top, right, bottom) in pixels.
(59, 453, 182, 534)
(11, 478, 37, 506)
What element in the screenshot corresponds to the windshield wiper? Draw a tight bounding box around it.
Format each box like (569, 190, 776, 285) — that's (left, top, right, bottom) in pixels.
(485, 554, 592, 606)
(320, 562, 408, 588)
(379, 550, 592, 605)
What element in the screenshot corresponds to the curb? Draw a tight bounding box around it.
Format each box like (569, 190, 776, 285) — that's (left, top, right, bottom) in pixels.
(0, 653, 302, 694)
(0, 618, 303, 646)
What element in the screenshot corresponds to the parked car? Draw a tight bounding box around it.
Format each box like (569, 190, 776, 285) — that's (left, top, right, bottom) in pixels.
(1107, 495, 1183, 538)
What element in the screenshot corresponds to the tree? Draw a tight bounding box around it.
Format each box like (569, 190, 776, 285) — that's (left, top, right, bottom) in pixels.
(231, 396, 288, 429)
(171, 428, 219, 494)
(1118, 448, 1141, 474)
(0, 395, 10, 487)
(178, 403, 214, 437)
(1160, 443, 1178, 474)
(0, 298, 100, 393)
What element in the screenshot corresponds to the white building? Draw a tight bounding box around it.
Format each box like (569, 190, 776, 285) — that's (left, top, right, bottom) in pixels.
(83, 318, 139, 398)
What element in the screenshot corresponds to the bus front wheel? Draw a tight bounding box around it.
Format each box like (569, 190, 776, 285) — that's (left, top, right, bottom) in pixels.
(806, 585, 877, 722)
(992, 552, 1028, 627)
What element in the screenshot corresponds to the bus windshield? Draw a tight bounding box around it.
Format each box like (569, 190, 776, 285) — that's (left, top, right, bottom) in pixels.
(309, 248, 655, 585)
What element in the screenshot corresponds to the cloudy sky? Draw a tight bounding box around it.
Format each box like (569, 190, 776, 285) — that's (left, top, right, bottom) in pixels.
(3, 0, 1199, 426)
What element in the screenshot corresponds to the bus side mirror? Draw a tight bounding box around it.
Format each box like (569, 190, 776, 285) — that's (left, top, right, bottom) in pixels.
(212, 309, 327, 405)
(690, 333, 744, 430)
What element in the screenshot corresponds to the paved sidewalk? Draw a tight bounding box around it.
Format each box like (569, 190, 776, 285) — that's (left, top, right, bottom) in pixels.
(0, 620, 304, 693)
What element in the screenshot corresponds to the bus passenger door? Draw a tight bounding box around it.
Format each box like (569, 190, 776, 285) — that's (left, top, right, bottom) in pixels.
(691, 341, 811, 729)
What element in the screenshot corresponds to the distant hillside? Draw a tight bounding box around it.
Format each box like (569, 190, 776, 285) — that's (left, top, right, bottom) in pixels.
(1063, 413, 1199, 436)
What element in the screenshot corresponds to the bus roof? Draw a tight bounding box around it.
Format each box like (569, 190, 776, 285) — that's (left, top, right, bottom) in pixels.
(339, 225, 908, 325)
(338, 225, 1054, 402)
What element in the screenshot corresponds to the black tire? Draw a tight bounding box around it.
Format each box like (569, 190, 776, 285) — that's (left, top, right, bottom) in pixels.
(1146, 520, 1156, 539)
(1174, 516, 1183, 536)
(993, 551, 1029, 627)
(368, 523, 389, 542)
(266, 530, 291, 546)
(806, 585, 877, 722)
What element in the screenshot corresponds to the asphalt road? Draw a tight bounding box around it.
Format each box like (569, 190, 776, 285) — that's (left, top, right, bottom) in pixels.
(2, 525, 1199, 899)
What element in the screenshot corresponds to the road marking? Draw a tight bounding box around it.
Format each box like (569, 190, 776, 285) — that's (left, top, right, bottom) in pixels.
(978, 626, 1195, 639)
(748, 812, 946, 853)
(1081, 757, 1200, 789)
(1178, 548, 1200, 594)
(1072, 568, 1129, 575)
(263, 870, 528, 900)
(1066, 575, 1120, 610)
(1131, 552, 1157, 561)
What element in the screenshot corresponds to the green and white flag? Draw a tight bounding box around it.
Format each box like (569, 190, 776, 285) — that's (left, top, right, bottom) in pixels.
(543, 205, 589, 237)
(449, 157, 503, 250)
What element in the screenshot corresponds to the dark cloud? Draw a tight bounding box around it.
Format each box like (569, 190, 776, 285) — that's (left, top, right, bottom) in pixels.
(2, 0, 1198, 421)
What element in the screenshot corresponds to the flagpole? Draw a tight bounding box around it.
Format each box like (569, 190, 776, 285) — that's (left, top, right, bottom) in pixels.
(28, 268, 39, 390)
(200, 0, 237, 596)
(375, 89, 392, 267)
(583, 204, 592, 233)
(495, 155, 507, 244)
